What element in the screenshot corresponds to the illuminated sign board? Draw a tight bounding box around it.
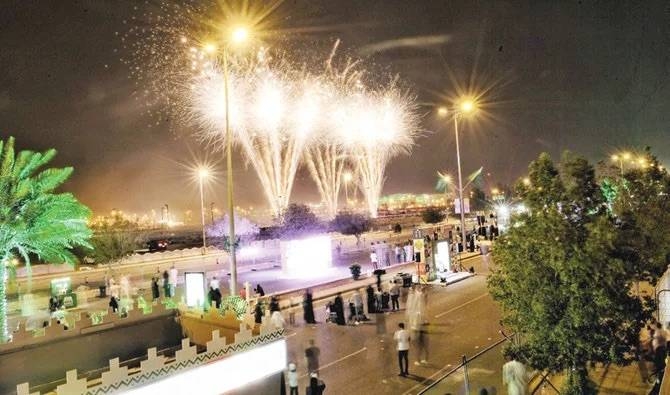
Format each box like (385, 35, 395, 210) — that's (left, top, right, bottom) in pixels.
(184, 272, 205, 308)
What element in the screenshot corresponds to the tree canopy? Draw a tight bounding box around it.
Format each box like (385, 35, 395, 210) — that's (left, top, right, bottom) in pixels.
(489, 152, 648, 394)
(330, 212, 370, 240)
(421, 207, 446, 224)
(277, 203, 324, 240)
(0, 137, 92, 341)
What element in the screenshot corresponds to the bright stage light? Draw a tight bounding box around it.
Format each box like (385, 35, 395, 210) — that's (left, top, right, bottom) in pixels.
(124, 340, 287, 395)
(280, 235, 332, 277)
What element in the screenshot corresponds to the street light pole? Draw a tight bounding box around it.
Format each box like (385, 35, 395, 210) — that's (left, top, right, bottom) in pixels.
(223, 46, 238, 296)
(454, 115, 468, 255)
(198, 171, 207, 251)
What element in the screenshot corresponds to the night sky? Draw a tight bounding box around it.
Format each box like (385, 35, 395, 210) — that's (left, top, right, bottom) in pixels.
(1, 1, 668, 216)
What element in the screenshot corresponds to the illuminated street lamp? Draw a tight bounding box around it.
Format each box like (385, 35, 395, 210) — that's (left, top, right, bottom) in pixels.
(197, 168, 210, 251)
(204, 25, 250, 295)
(610, 152, 630, 176)
(438, 99, 477, 254)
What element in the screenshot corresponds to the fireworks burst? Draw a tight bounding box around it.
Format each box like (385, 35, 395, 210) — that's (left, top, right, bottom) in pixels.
(303, 41, 363, 218)
(334, 81, 420, 218)
(122, 4, 421, 220)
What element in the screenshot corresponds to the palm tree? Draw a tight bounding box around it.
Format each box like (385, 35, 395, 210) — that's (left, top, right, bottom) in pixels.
(0, 137, 91, 342)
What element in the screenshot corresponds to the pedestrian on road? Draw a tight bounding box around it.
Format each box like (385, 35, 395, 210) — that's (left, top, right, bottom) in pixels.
(109, 296, 119, 313)
(394, 322, 410, 376)
(303, 289, 316, 324)
(395, 245, 402, 263)
(287, 363, 298, 395)
(376, 310, 387, 336)
(305, 373, 326, 395)
(305, 339, 320, 374)
(502, 349, 529, 395)
(415, 321, 429, 365)
(162, 270, 169, 297)
(151, 277, 160, 301)
(390, 281, 400, 311)
(333, 293, 346, 325)
(366, 284, 376, 314)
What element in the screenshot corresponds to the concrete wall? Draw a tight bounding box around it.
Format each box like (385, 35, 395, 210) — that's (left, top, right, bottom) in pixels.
(0, 314, 182, 395)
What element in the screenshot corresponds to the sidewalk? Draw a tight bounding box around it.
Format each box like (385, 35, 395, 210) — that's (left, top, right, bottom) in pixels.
(7, 251, 482, 328)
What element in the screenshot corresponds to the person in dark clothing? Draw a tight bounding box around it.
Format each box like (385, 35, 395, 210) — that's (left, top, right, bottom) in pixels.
(109, 296, 119, 313)
(255, 284, 265, 297)
(162, 270, 170, 297)
(270, 295, 280, 312)
(254, 301, 264, 324)
(333, 293, 345, 325)
(207, 287, 216, 309)
(305, 373, 326, 395)
(303, 289, 316, 324)
(212, 288, 222, 308)
(151, 277, 160, 301)
(366, 284, 376, 314)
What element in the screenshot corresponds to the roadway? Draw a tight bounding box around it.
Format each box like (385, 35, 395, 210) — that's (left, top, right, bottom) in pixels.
(283, 256, 504, 394)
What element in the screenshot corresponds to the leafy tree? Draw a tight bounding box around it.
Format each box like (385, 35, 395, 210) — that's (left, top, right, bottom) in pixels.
(89, 227, 145, 266)
(278, 204, 324, 240)
(0, 137, 92, 342)
(489, 152, 646, 394)
(330, 212, 370, 243)
(207, 214, 259, 252)
(421, 207, 446, 224)
(611, 150, 670, 285)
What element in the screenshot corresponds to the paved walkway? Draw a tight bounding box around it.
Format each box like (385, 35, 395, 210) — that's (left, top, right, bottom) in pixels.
(7, 250, 482, 331)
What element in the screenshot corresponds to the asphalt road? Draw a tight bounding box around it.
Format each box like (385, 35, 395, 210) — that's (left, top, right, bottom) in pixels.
(282, 256, 504, 395)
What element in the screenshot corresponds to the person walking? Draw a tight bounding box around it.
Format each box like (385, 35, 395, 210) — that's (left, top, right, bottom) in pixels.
(395, 245, 402, 263)
(209, 276, 220, 291)
(305, 373, 326, 395)
(394, 322, 410, 376)
(383, 241, 391, 267)
(389, 280, 400, 311)
(151, 277, 160, 301)
(502, 350, 529, 395)
(303, 289, 316, 324)
(305, 339, 320, 374)
(287, 363, 299, 395)
(415, 321, 429, 365)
